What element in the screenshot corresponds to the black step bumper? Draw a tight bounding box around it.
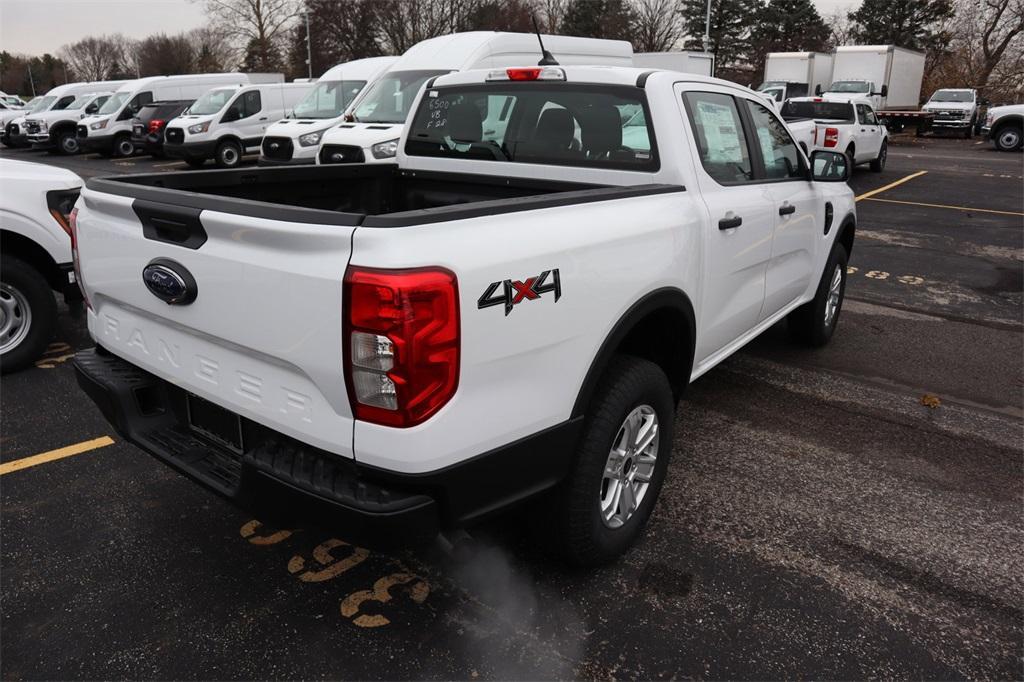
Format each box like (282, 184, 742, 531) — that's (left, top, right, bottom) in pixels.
(74, 347, 581, 546)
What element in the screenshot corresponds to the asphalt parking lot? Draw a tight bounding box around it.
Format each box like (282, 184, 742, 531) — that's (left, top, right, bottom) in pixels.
(2, 136, 1022, 679)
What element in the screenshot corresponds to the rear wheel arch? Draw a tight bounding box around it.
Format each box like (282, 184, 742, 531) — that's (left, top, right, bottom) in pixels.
(571, 288, 696, 418)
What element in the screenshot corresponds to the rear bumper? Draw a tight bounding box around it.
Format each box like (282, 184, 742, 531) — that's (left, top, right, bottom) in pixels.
(164, 139, 217, 161)
(74, 347, 581, 546)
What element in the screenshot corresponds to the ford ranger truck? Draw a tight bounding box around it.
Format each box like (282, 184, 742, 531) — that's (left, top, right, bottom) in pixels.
(71, 66, 856, 566)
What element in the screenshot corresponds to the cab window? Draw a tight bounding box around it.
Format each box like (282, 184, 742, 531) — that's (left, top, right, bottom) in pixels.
(857, 104, 878, 125)
(54, 95, 76, 110)
(744, 99, 803, 180)
(121, 92, 153, 119)
(239, 90, 262, 118)
(682, 91, 753, 184)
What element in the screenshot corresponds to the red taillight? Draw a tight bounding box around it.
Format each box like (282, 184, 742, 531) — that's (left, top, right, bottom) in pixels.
(148, 118, 165, 133)
(507, 68, 542, 81)
(343, 266, 459, 428)
(823, 127, 839, 147)
(69, 208, 91, 310)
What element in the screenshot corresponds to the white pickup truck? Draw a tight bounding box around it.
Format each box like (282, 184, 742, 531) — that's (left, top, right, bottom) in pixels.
(71, 66, 856, 565)
(782, 97, 888, 172)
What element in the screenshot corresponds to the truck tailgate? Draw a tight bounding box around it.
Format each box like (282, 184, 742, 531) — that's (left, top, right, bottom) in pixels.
(76, 188, 357, 458)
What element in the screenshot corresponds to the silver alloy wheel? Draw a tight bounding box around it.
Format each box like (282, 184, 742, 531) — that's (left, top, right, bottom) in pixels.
(220, 145, 239, 166)
(0, 281, 32, 355)
(824, 263, 843, 328)
(997, 128, 1021, 150)
(600, 405, 659, 529)
(60, 134, 79, 154)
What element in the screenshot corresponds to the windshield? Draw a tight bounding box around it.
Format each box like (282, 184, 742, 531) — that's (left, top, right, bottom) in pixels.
(293, 80, 367, 119)
(930, 90, 973, 103)
(98, 92, 130, 115)
(828, 81, 870, 94)
(353, 70, 448, 124)
(188, 88, 237, 115)
(780, 100, 855, 122)
(30, 96, 56, 112)
(406, 83, 658, 171)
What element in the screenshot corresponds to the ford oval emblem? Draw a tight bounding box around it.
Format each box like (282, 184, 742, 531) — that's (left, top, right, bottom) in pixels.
(142, 258, 197, 305)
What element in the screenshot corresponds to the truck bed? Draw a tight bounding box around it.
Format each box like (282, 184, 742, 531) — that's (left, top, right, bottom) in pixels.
(88, 164, 682, 228)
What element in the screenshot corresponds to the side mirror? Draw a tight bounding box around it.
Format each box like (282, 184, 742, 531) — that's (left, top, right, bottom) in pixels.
(878, 85, 888, 97)
(810, 150, 849, 183)
(814, 84, 823, 96)
(222, 106, 241, 123)
(85, 104, 97, 115)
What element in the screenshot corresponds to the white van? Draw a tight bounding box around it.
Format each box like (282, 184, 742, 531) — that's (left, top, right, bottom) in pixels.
(3, 82, 121, 148)
(315, 31, 633, 165)
(163, 82, 313, 168)
(76, 73, 283, 157)
(25, 88, 124, 154)
(259, 56, 397, 165)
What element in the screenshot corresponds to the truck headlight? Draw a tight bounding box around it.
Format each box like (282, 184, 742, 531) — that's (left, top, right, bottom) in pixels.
(298, 128, 329, 147)
(188, 121, 210, 134)
(90, 119, 108, 130)
(371, 138, 399, 159)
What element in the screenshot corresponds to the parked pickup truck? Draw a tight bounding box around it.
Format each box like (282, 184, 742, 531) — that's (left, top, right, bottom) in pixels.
(72, 66, 855, 565)
(783, 97, 888, 172)
(982, 103, 1023, 151)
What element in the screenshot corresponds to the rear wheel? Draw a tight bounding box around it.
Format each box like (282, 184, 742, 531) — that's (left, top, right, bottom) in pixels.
(788, 244, 848, 347)
(549, 355, 674, 566)
(113, 133, 135, 158)
(845, 145, 856, 169)
(0, 256, 57, 374)
(214, 140, 242, 168)
(993, 125, 1022, 151)
(870, 140, 887, 172)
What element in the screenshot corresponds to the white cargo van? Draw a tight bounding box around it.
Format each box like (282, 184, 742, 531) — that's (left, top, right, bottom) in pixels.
(758, 52, 833, 106)
(633, 51, 714, 76)
(260, 57, 398, 165)
(163, 82, 313, 168)
(3, 82, 119, 148)
(824, 45, 925, 110)
(316, 31, 633, 165)
(76, 73, 283, 157)
(25, 86, 127, 154)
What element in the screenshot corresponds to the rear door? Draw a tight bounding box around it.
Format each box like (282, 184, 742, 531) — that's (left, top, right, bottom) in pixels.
(741, 97, 823, 319)
(676, 85, 774, 363)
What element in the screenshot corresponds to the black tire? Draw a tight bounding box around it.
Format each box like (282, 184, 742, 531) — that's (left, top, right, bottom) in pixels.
(53, 130, 80, 155)
(550, 355, 675, 567)
(845, 145, 856, 169)
(787, 244, 849, 347)
(993, 125, 1022, 152)
(113, 133, 135, 158)
(184, 157, 207, 168)
(964, 117, 975, 139)
(870, 140, 887, 172)
(0, 255, 57, 374)
(214, 140, 242, 168)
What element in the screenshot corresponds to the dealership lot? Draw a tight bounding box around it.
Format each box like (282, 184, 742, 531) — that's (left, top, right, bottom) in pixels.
(1, 137, 1021, 678)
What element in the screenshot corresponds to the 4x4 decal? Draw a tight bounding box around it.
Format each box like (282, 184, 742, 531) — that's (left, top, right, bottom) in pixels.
(478, 269, 561, 316)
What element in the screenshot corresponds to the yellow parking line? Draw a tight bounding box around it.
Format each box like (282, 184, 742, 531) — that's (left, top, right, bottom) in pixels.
(0, 436, 115, 476)
(855, 170, 928, 201)
(863, 197, 1024, 217)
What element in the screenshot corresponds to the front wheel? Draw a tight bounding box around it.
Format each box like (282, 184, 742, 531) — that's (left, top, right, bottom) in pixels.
(113, 133, 135, 158)
(54, 130, 80, 155)
(964, 118, 975, 139)
(870, 140, 887, 172)
(993, 125, 1022, 151)
(214, 140, 242, 168)
(787, 244, 848, 347)
(0, 256, 57, 374)
(549, 355, 674, 567)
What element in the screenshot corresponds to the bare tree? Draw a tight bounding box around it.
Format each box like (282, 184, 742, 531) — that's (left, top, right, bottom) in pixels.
(375, 0, 476, 53)
(631, 0, 684, 51)
(188, 27, 235, 72)
(824, 9, 856, 48)
(59, 35, 125, 81)
(537, 0, 569, 32)
(195, 0, 301, 67)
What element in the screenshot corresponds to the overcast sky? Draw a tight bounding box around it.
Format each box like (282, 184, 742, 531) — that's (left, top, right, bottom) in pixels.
(0, 0, 860, 57)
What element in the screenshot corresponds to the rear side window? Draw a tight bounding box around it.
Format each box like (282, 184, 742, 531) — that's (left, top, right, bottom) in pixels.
(857, 104, 878, 125)
(682, 91, 752, 184)
(405, 84, 658, 171)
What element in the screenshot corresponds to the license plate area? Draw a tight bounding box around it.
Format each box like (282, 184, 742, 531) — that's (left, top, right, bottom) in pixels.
(186, 393, 244, 454)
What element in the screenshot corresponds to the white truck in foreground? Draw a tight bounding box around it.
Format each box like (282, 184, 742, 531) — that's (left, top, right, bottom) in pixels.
(71, 66, 855, 565)
(783, 97, 889, 172)
(0, 160, 83, 372)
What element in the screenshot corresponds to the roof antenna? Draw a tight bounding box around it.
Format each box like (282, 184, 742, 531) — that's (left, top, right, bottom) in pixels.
(532, 15, 559, 66)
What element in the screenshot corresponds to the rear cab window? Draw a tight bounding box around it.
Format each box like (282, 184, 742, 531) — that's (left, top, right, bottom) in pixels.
(405, 83, 659, 171)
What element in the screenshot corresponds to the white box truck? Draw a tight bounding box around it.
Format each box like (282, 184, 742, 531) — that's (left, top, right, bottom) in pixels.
(633, 51, 714, 76)
(823, 45, 925, 110)
(758, 52, 833, 105)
